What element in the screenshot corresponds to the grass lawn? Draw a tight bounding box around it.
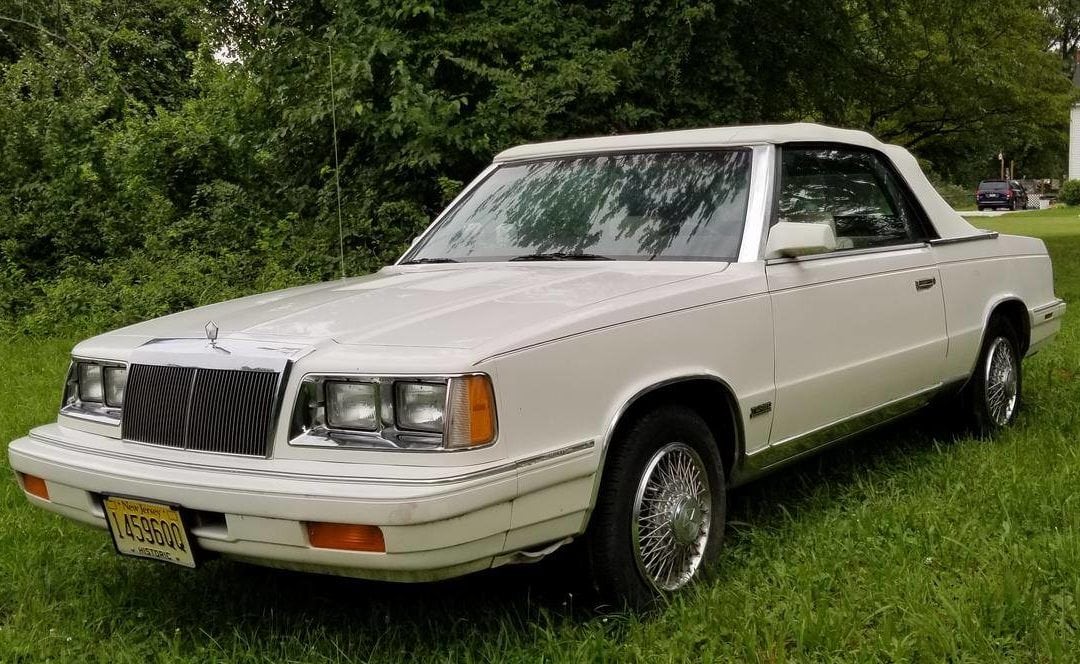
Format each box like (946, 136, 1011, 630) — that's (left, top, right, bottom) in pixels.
(2, 209, 1080, 662)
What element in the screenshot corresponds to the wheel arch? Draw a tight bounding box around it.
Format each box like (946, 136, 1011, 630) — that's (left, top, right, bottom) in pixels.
(987, 297, 1030, 356)
(952, 296, 1030, 397)
(584, 375, 744, 524)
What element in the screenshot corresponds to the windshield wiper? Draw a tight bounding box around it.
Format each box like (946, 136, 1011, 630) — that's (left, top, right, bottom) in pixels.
(400, 257, 460, 265)
(509, 252, 613, 261)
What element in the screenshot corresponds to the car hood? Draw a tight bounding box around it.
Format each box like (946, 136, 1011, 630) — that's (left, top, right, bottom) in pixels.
(98, 263, 726, 352)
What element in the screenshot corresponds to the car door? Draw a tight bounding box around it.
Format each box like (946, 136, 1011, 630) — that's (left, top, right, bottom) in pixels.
(764, 145, 949, 448)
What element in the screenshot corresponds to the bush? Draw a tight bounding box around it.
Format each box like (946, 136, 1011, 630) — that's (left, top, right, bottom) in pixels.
(933, 181, 975, 211)
(1060, 180, 1080, 206)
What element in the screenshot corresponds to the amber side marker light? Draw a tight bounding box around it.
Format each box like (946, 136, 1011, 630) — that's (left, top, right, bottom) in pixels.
(306, 522, 385, 553)
(19, 473, 49, 501)
(464, 374, 496, 446)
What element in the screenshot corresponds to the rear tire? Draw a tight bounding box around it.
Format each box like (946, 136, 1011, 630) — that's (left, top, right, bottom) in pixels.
(585, 405, 725, 609)
(962, 316, 1022, 436)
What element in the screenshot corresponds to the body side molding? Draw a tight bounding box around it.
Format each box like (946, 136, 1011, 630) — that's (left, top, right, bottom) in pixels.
(733, 384, 942, 483)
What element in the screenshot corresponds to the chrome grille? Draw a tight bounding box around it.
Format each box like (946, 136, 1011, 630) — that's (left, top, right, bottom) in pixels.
(121, 364, 280, 457)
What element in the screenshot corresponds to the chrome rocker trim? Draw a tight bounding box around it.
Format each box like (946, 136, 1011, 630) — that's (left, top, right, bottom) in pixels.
(737, 385, 941, 478)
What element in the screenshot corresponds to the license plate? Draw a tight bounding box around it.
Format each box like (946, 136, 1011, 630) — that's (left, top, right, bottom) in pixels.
(103, 497, 196, 568)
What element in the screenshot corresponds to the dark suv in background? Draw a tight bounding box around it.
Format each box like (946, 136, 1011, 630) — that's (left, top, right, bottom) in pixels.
(977, 179, 1027, 211)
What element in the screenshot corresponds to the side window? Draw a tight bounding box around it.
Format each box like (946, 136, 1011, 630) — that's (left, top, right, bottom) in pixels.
(776, 147, 925, 250)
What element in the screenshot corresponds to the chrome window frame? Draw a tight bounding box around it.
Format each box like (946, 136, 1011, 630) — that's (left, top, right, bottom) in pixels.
(736, 144, 776, 263)
(763, 241, 932, 266)
(757, 142, 941, 262)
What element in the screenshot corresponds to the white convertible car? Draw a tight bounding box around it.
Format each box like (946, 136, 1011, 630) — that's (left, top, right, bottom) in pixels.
(9, 124, 1065, 605)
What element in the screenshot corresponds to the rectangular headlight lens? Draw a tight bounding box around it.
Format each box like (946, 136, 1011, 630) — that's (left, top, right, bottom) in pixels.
(395, 382, 447, 433)
(78, 363, 104, 403)
(104, 367, 127, 407)
(325, 381, 378, 430)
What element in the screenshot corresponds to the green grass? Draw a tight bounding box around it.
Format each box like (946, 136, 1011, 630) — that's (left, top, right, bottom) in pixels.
(3, 209, 1080, 662)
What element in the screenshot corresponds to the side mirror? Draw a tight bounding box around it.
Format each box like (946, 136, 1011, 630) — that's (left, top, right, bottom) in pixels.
(764, 222, 838, 259)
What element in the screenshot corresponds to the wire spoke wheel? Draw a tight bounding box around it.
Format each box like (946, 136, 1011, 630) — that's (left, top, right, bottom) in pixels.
(984, 336, 1018, 426)
(631, 442, 712, 592)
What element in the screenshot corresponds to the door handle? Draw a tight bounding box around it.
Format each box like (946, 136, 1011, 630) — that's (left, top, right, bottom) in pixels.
(915, 277, 937, 291)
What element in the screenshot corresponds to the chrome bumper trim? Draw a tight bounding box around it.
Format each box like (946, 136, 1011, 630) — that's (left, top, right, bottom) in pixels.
(23, 429, 594, 487)
(1032, 299, 1066, 315)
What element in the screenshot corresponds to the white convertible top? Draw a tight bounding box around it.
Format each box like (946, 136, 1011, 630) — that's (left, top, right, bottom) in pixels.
(493, 123, 981, 240)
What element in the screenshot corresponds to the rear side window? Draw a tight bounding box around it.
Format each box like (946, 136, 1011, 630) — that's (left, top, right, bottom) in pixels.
(776, 147, 927, 250)
(979, 181, 1008, 191)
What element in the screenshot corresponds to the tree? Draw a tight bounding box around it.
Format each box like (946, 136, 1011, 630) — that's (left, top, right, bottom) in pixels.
(0, 0, 1074, 334)
(1046, 0, 1080, 75)
(741, 0, 1074, 181)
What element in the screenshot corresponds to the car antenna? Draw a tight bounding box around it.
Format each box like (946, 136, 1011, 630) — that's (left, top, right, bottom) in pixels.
(328, 42, 346, 279)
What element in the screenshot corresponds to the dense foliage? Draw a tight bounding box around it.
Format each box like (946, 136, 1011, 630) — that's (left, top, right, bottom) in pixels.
(1059, 179, 1080, 205)
(0, 0, 1075, 335)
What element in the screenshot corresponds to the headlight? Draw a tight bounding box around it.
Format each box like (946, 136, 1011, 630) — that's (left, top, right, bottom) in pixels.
(325, 381, 378, 430)
(104, 366, 127, 407)
(289, 374, 497, 451)
(62, 360, 126, 423)
(395, 382, 446, 433)
(78, 363, 104, 402)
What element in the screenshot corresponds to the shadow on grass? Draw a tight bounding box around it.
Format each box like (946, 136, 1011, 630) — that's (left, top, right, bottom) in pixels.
(87, 409, 966, 647)
(727, 407, 966, 525)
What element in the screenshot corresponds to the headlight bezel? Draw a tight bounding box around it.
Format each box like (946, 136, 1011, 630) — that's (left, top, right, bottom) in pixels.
(61, 359, 127, 424)
(289, 373, 497, 452)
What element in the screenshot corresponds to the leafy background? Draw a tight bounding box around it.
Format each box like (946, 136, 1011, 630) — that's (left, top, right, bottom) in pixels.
(0, 0, 1076, 336)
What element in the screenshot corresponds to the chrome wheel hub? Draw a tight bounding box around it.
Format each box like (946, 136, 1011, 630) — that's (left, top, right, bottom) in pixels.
(632, 442, 712, 592)
(985, 336, 1018, 426)
(671, 497, 706, 544)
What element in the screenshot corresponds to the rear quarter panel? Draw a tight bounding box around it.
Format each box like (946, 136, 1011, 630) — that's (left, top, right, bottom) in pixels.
(933, 234, 1059, 383)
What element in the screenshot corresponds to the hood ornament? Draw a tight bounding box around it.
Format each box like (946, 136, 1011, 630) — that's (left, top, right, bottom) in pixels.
(205, 321, 229, 353)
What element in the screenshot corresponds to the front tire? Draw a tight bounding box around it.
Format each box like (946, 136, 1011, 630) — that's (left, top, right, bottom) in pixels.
(585, 405, 725, 608)
(963, 317, 1022, 435)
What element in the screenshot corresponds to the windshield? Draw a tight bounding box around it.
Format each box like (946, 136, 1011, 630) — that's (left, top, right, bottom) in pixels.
(405, 150, 752, 262)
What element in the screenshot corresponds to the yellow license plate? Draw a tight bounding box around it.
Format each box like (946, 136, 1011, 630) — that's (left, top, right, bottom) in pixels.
(103, 497, 196, 568)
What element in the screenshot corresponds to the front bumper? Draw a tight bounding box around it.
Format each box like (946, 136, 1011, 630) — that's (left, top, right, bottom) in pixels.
(9, 424, 597, 582)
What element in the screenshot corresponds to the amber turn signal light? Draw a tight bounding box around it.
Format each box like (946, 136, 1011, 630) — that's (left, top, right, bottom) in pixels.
(445, 375, 498, 449)
(306, 522, 385, 552)
(19, 473, 49, 501)
(464, 375, 496, 446)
